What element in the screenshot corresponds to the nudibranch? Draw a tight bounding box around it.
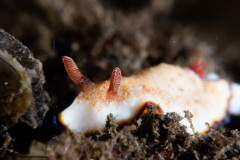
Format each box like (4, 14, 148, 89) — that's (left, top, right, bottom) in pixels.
(58, 56, 240, 134)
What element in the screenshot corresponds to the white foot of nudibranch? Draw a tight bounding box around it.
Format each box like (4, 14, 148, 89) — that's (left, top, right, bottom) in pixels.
(206, 72, 240, 116)
(229, 82, 240, 115)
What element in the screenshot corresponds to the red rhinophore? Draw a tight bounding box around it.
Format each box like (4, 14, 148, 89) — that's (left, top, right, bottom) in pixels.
(189, 59, 206, 79)
(106, 67, 122, 100)
(62, 56, 94, 92)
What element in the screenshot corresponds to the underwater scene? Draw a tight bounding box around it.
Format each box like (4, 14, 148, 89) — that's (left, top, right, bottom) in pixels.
(1, 1, 240, 159)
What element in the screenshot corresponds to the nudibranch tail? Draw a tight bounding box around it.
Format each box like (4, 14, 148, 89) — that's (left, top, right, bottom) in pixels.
(189, 59, 206, 79)
(62, 56, 94, 92)
(106, 67, 122, 100)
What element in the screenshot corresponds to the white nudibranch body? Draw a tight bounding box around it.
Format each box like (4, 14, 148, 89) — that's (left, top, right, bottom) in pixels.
(59, 57, 240, 134)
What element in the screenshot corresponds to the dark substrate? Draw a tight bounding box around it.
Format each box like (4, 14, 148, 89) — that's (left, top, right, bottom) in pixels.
(29, 104, 240, 159)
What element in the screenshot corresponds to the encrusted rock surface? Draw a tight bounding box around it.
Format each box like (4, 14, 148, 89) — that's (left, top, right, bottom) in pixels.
(0, 29, 50, 131)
